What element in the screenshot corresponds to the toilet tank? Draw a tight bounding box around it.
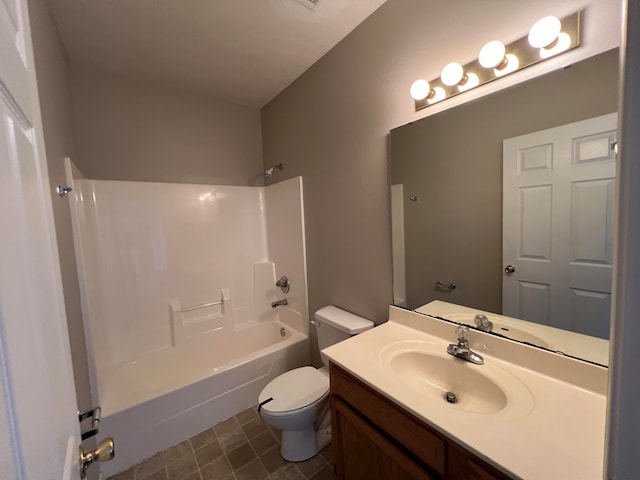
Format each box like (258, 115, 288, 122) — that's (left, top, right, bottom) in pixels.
(315, 306, 374, 366)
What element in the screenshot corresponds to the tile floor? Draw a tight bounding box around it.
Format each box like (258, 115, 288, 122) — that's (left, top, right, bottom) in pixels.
(107, 407, 336, 480)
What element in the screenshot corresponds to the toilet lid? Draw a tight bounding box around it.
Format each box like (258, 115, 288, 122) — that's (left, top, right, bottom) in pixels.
(259, 366, 329, 414)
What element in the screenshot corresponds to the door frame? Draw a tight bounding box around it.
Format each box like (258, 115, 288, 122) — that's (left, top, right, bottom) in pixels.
(0, 0, 81, 477)
(605, 0, 640, 477)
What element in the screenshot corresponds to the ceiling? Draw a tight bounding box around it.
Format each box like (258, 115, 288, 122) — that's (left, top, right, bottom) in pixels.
(48, 0, 388, 108)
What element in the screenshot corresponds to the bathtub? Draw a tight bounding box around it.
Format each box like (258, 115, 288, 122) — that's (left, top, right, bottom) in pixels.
(99, 319, 309, 477)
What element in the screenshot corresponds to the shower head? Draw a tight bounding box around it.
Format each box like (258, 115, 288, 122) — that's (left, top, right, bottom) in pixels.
(264, 163, 283, 178)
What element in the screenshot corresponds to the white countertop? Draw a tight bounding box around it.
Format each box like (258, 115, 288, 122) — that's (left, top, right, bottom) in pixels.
(322, 306, 607, 480)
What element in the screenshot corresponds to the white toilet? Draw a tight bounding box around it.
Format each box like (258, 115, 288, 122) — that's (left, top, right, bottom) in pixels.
(258, 305, 374, 462)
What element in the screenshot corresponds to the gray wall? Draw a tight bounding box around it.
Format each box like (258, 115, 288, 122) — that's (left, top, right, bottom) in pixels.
(27, 0, 92, 410)
(391, 49, 619, 313)
(70, 64, 264, 186)
(261, 0, 620, 327)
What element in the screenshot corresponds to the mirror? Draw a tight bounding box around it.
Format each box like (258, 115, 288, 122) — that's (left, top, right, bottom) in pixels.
(390, 49, 619, 366)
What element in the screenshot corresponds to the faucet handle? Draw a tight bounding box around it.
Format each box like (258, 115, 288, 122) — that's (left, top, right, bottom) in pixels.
(275, 276, 290, 293)
(474, 314, 492, 330)
(455, 326, 470, 343)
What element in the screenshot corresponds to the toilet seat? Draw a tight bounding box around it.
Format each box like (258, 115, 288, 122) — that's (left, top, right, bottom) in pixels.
(259, 366, 329, 416)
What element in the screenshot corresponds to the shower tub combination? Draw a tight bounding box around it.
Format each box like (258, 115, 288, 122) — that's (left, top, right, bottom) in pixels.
(66, 164, 310, 475)
(100, 312, 308, 476)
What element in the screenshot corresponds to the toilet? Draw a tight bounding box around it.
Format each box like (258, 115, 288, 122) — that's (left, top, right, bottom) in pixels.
(257, 305, 374, 462)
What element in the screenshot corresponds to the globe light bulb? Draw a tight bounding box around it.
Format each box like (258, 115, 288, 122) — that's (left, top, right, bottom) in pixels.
(528, 16, 561, 49)
(479, 41, 506, 69)
(410, 79, 431, 100)
(441, 62, 464, 86)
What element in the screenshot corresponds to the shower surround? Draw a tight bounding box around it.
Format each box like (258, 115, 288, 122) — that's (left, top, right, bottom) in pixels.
(67, 171, 309, 475)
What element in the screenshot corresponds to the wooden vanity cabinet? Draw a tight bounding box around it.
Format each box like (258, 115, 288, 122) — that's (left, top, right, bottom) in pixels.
(330, 363, 513, 480)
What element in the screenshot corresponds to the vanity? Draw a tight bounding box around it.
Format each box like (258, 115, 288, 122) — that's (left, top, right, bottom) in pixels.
(330, 364, 510, 480)
(322, 306, 608, 479)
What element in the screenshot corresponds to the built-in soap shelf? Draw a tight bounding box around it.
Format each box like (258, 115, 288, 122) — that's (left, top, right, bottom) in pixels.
(168, 288, 233, 346)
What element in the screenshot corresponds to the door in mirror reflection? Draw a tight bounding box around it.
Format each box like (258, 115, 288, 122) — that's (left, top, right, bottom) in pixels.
(503, 113, 616, 339)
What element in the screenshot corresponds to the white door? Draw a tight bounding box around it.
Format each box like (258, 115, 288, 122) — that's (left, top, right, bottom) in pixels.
(503, 113, 617, 338)
(0, 0, 81, 478)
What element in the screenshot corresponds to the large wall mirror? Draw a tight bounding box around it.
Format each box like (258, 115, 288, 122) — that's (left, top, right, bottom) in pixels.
(390, 48, 619, 367)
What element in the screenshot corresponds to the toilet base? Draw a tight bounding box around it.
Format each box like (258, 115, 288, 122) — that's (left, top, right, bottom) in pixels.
(280, 425, 332, 462)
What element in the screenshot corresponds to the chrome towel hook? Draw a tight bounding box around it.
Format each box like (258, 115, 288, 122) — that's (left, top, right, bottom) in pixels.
(435, 281, 456, 292)
(57, 185, 73, 197)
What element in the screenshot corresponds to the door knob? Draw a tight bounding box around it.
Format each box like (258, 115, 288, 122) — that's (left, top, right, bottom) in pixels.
(504, 264, 516, 274)
(80, 437, 115, 478)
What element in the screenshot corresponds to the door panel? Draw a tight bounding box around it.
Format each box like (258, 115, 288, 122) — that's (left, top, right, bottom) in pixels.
(518, 185, 552, 260)
(569, 179, 615, 265)
(503, 113, 617, 337)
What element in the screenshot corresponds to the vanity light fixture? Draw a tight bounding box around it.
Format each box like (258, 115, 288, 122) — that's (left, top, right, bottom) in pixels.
(411, 11, 580, 111)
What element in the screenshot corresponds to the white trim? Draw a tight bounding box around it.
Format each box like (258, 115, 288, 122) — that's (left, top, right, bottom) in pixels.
(605, 1, 640, 477)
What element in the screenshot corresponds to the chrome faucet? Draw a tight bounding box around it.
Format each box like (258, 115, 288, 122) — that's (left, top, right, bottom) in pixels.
(474, 314, 493, 333)
(447, 326, 484, 365)
(271, 299, 288, 308)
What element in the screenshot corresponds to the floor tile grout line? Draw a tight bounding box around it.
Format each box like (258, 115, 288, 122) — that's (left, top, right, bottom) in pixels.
(246, 410, 286, 480)
(109, 407, 335, 480)
(240, 422, 271, 479)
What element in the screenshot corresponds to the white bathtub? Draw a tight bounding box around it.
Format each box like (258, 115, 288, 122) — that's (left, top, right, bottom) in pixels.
(100, 320, 309, 477)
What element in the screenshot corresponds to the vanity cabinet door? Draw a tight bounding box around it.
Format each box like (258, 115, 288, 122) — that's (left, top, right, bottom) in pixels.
(332, 397, 437, 480)
(447, 443, 512, 480)
(330, 364, 447, 475)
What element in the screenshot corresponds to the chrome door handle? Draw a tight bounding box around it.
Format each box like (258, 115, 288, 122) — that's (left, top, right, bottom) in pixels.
(504, 264, 516, 274)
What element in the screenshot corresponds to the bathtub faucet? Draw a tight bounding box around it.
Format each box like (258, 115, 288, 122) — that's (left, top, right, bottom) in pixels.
(271, 299, 288, 308)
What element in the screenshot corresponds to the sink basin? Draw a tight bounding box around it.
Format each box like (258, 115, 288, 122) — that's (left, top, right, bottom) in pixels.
(390, 351, 507, 414)
(380, 341, 535, 418)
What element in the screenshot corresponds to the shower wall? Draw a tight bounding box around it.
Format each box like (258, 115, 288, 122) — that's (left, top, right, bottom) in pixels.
(265, 177, 309, 334)
(71, 176, 308, 403)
